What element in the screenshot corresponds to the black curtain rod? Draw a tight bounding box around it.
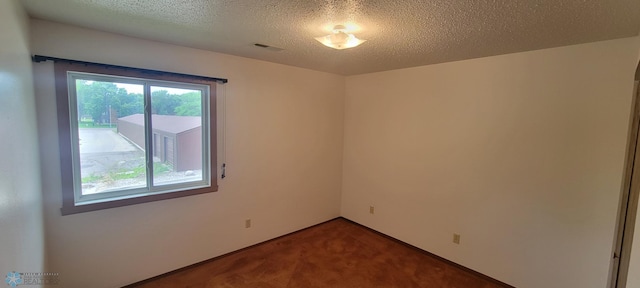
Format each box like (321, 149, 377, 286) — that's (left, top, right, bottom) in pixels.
(31, 55, 228, 84)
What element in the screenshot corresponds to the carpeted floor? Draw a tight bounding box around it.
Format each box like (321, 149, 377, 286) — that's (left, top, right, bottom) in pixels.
(129, 218, 511, 288)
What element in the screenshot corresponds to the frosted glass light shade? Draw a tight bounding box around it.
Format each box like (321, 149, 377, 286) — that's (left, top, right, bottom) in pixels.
(315, 25, 366, 50)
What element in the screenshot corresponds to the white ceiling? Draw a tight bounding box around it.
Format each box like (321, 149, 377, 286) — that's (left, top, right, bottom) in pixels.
(21, 0, 640, 75)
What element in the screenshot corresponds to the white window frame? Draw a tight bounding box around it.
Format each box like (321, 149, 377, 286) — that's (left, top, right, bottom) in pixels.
(51, 60, 220, 215)
(67, 72, 212, 205)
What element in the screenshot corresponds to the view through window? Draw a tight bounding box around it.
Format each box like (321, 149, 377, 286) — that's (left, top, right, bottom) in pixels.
(75, 79, 207, 195)
(52, 61, 220, 215)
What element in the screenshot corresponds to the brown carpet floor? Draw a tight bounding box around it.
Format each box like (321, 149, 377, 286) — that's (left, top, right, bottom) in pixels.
(129, 218, 511, 288)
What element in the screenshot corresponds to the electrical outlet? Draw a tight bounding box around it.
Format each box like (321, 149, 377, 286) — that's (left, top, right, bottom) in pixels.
(245, 219, 251, 228)
(369, 206, 375, 214)
(453, 233, 461, 244)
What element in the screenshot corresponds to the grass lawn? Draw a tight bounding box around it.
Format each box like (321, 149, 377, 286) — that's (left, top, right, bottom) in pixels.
(82, 162, 172, 183)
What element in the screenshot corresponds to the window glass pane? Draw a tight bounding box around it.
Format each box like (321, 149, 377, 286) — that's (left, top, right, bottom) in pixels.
(150, 86, 204, 186)
(76, 79, 146, 195)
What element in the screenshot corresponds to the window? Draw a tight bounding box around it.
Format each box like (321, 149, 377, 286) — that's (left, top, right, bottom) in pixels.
(52, 60, 221, 215)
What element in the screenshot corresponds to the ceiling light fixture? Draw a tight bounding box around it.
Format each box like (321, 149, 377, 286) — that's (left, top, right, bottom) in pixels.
(315, 25, 366, 50)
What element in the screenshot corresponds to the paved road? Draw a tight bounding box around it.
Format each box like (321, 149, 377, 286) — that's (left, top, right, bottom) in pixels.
(76, 128, 200, 195)
(79, 128, 138, 153)
(78, 128, 143, 178)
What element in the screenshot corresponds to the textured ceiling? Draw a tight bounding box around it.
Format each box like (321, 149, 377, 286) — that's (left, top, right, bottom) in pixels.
(20, 0, 640, 75)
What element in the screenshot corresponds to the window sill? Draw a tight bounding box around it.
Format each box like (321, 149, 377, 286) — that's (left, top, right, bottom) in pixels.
(61, 185, 218, 215)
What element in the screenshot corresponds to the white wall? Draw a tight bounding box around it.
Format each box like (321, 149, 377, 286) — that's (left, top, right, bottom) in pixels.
(627, 50, 640, 288)
(341, 37, 640, 288)
(31, 19, 344, 288)
(0, 0, 45, 281)
(628, 130, 640, 288)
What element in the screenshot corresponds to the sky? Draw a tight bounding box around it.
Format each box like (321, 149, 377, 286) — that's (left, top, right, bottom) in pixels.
(115, 83, 198, 95)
